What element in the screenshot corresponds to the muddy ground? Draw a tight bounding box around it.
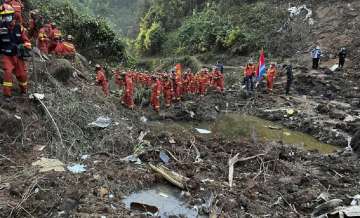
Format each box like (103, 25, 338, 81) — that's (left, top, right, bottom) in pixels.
(0, 51, 360, 218)
(1, 1, 360, 216)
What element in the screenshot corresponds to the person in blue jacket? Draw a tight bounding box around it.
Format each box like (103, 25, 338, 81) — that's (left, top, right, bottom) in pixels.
(311, 46, 321, 69)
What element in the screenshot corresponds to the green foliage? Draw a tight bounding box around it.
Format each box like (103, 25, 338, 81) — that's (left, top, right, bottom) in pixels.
(136, 21, 165, 55)
(135, 0, 287, 56)
(27, 0, 129, 64)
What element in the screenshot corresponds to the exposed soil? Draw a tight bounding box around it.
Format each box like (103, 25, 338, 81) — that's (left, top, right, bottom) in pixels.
(1, 1, 360, 217)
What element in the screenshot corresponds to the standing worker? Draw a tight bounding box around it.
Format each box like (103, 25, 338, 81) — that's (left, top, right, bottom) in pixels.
(150, 75, 162, 112)
(162, 74, 173, 108)
(198, 68, 209, 96)
(311, 46, 321, 69)
(95, 64, 109, 96)
(338, 47, 347, 69)
(244, 62, 256, 92)
(48, 22, 62, 53)
(120, 72, 134, 109)
(284, 64, 293, 95)
(0, 3, 31, 101)
(266, 63, 277, 92)
(4, 0, 23, 23)
(211, 67, 224, 92)
(37, 24, 51, 54)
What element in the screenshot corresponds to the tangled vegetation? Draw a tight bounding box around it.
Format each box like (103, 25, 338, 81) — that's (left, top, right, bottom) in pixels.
(26, 0, 129, 64)
(135, 0, 287, 56)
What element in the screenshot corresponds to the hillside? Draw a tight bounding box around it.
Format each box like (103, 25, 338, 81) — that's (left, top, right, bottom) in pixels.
(0, 0, 360, 217)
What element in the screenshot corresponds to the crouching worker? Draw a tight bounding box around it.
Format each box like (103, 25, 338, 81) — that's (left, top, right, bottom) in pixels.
(0, 4, 31, 101)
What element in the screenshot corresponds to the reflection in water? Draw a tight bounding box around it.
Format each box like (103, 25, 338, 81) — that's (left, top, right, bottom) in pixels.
(122, 184, 198, 217)
(149, 113, 338, 154)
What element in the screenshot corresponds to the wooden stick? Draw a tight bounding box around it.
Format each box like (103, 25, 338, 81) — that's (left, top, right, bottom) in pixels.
(228, 153, 266, 188)
(36, 97, 64, 149)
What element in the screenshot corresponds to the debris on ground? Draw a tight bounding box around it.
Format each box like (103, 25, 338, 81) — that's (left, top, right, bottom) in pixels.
(67, 164, 87, 174)
(31, 158, 65, 172)
(87, 116, 112, 128)
(195, 128, 212, 134)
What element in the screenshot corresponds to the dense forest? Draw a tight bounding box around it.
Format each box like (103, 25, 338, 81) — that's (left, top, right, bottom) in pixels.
(69, 0, 295, 58)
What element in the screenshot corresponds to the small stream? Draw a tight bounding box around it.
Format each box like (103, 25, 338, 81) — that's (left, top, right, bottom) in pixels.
(149, 113, 338, 154)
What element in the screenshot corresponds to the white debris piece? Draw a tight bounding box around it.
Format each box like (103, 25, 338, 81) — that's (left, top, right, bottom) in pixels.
(67, 164, 87, 174)
(29, 93, 45, 100)
(288, 4, 314, 25)
(195, 128, 212, 134)
(87, 116, 112, 128)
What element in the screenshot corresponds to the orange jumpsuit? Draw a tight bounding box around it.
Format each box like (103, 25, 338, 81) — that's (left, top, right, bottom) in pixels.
(211, 70, 224, 92)
(37, 26, 50, 54)
(190, 73, 198, 94)
(175, 74, 182, 100)
(1, 22, 31, 97)
(198, 73, 209, 96)
(122, 74, 134, 109)
(151, 79, 162, 112)
(266, 66, 277, 91)
(49, 27, 62, 52)
(163, 78, 173, 107)
(54, 41, 76, 57)
(96, 68, 109, 96)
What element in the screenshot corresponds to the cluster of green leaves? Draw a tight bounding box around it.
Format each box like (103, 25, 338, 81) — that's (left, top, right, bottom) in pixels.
(27, 0, 129, 64)
(135, 0, 287, 56)
(71, 0, 147, 37)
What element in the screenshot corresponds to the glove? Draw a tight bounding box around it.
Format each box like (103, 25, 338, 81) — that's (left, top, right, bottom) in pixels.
(17, 44, 31, 59)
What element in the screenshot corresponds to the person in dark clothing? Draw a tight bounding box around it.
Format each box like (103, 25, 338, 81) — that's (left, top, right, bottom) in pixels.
(216, 61, 224, 74)
(338, 47, 347, 69)
(284, 64, 293, 95)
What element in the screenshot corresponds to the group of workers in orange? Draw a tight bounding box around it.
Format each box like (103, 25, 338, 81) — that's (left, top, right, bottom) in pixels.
(29, 12, 76, 57)
(95, 64, 225, 112)
(0, 0, 77, 101)
(243, 61, 277, 92)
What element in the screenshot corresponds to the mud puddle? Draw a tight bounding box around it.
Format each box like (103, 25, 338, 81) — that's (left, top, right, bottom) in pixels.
(149, 113, 338, 154)
(122, 184, 199, 217)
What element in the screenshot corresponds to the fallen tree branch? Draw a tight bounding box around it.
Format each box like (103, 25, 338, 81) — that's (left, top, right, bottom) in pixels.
(228, 153, 266, 188)
(149, 163, 189, 189)
(36, 97, 64, 149)
(190, 137, 202, 163)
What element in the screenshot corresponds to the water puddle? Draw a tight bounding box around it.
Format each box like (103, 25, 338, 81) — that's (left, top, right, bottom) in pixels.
(149, 113, 338, 154)
(122, 184, 198, 217)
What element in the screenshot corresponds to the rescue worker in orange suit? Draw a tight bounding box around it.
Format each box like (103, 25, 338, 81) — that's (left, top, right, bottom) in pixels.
(28, 9, 42, 39)
(4, 0, 23, 23)
(162, 74, 173, 108)
(244, 62, 256, 92)
(0, 4, 31, 100)
(175, 64, 182, 100)
(54, 35, 76, 58)
(113, 68, 122, 88)
(189, 71, 198, 94)
(182, 69, 193, 95)
(95, 64, 109, 96)
(48, 22, 62, 53)
(266, 63, 277, 92)
(150, 75, 162, 112)
(120, 72, 134, 109)
(37, 24, 51, 54)
(198, 68, 210, 96)
(211, 67, 224, 92)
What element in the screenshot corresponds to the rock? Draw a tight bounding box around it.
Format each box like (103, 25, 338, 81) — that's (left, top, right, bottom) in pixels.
(351, 129, 360, 155)
(312, 199, 343, 217)
(329, 109, 347, 120)
(48, 59, 74, 83)
(316, 103, 330, 114)
(0, 108, 22, 137)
